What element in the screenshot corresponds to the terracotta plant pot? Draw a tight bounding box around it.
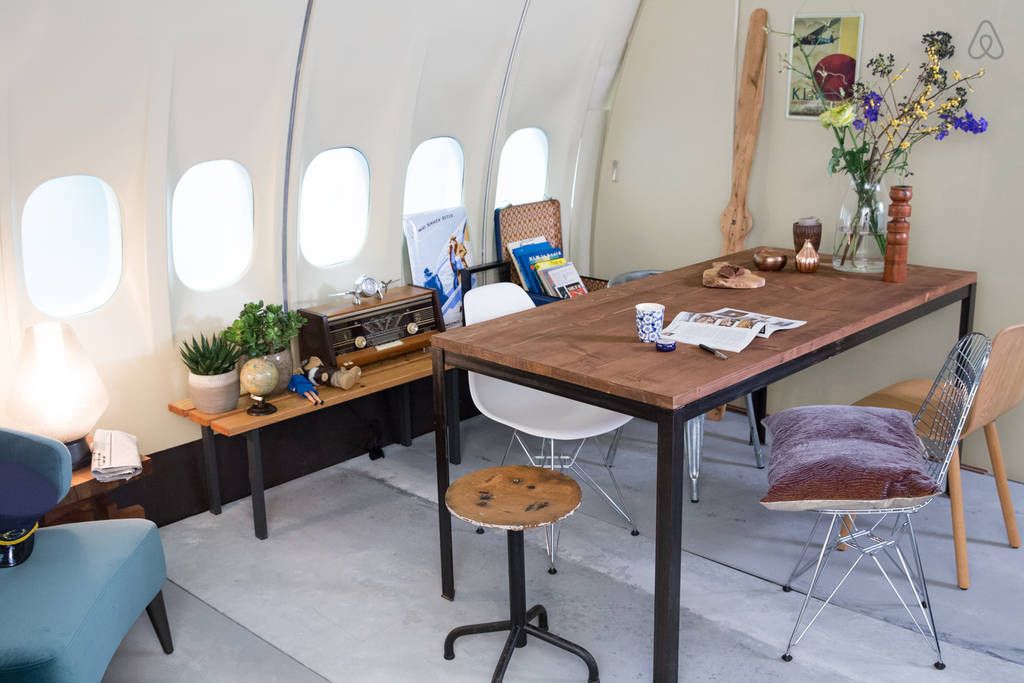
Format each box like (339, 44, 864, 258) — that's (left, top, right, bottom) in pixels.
(188, 369, 240, 414)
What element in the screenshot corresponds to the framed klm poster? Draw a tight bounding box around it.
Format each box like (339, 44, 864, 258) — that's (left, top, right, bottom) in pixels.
(786, 14, 864, 119)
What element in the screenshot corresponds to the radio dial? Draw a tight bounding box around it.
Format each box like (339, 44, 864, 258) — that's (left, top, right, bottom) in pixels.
(354, 335, 367, 349)
(406, 322, 419, 335)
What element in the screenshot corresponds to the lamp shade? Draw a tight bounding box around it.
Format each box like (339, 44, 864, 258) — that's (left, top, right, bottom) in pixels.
(7, 322, 108, 443)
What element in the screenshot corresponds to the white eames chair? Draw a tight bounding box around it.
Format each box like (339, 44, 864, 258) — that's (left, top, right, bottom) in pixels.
(464, 283, 638, 573)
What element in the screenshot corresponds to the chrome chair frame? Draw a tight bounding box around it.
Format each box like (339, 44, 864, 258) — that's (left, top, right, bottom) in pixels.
(685, 393, 765, 502)
(500, 427, 638, 573)
(779, 333, 991, 670)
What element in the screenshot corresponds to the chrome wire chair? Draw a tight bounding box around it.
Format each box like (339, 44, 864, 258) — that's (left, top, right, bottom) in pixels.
(499, 428, 638, 573)
(780, 333, 991, 670)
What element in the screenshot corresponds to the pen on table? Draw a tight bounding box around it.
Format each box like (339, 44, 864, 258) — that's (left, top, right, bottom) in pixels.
(698, 344, 728, 360)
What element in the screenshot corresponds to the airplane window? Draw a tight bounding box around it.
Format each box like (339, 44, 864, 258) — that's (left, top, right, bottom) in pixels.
(299, 147, 370, 267)
(21, 175, 123, 317)
(171, 160, 254, 291)
(403, 137, 464, 215)
(494, 128, 548, 208)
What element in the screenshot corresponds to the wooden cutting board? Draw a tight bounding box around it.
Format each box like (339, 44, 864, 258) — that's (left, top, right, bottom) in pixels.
(720, 8, 768, 254)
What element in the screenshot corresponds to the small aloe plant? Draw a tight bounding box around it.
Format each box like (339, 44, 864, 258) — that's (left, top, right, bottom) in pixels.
(180, 333, 241, 376)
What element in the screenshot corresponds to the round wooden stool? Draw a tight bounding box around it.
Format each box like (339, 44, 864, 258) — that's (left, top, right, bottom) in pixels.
(443, 465, 599, 682)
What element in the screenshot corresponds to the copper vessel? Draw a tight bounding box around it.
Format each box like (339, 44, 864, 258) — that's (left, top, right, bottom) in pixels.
(795, 239, 819, 273)
(753, 248, 787, 271)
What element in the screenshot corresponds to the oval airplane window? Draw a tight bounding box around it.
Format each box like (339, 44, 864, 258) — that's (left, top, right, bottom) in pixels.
(494, 127, 548, 208)
(21, 175, 123, 317)
(171, 160, 254, 291)
(403, 137, 464, 215)
(299, 147, 370, 268)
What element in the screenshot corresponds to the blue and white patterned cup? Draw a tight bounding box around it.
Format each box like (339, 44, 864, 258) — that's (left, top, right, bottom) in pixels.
(635, 303, 665, 343)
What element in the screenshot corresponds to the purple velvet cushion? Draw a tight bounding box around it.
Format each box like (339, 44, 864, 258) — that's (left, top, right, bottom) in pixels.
(761, 405, 938, 511)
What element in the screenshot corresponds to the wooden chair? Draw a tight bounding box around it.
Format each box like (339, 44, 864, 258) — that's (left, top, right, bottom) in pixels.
(856, 323, 1024, 589)
(459, 198, 607, 309)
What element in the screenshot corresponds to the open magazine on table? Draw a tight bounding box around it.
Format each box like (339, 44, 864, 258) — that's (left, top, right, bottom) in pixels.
(661, 308, 806, 353)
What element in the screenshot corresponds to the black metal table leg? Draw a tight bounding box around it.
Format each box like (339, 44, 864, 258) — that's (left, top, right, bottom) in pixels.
(752, 387, 768, 445)
(200, 426, 222, 515)
(387, 383, 413, 447)
(959, 282, 976, 337)
(245, 429, 268, 540)
(653, 409, 686, 683)
(433, 348, 455, 600)
(445, 369, 461, 465)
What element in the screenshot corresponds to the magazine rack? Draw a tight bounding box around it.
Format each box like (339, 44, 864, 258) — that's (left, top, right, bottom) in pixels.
(459, 199, 607, 314)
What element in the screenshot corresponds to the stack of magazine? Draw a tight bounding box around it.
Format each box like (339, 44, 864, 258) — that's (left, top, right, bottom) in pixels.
(508, 236, 587, 299)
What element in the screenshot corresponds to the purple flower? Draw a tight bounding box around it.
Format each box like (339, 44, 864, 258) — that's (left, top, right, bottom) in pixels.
(938, 110, 989, 137)
(852, 119, 865, 130)
(861, 91, 883, 123)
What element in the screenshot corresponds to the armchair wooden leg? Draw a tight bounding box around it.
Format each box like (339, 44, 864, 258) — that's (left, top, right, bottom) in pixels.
(983, 422, 1021, 549)
(146, 590, 174, 654)
(947, 448, 970, 590)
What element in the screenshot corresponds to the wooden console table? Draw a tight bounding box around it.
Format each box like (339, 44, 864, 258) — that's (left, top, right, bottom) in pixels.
(168, 350, 433, 539)
(431, 248, 977, 682)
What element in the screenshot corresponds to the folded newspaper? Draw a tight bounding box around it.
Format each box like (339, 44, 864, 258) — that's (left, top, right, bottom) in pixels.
(90, 429, 143, 482)
(662, 308, 806, 353)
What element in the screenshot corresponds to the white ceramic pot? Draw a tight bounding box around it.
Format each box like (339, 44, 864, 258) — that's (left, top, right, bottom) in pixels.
(188, 369, 241, 414)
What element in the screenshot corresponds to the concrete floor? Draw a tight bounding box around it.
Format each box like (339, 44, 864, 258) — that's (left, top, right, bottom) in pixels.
(105, 413, 1024, 682)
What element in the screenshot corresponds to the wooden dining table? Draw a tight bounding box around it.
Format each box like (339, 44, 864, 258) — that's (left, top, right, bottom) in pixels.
(430, 247, 977, 682)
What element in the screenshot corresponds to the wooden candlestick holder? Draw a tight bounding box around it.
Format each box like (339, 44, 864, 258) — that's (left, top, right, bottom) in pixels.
(884, 185, 912, 283)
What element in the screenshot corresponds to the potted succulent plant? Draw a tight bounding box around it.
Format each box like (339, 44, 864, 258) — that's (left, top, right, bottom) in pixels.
(226, 301, 306, 395)
(180, 332, 242, 414)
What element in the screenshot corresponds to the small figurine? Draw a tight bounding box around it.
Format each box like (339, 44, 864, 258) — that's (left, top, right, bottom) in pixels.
(288, 373, 323, 405)
(330, 362, 362, 390)
(301, 356, 331, 385)
(332, 276, 399, 305)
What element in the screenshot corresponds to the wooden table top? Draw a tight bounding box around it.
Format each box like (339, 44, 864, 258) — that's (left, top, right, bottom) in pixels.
(431, 247, 976, 411)
(168, 351, 432, 437)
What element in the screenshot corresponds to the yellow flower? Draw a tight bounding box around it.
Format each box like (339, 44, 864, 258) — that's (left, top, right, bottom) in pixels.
(952, 70, 962, 81)
(818, 102, 856, 129)
(899, 141, 910, 150)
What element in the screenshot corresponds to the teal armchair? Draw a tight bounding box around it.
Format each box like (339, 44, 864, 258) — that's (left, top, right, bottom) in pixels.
(0, 428, 172, 682)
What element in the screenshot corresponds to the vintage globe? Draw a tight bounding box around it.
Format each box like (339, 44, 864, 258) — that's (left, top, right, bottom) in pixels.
(240, 358, 278, 398)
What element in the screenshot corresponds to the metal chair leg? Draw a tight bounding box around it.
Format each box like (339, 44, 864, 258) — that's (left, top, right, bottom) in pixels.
(526, 604, 548, 630)
(445, 620, 514, 660)
(783, 514, 839, 661)
(745, 393, 765, 468)
(908, 516, 945, 670)
(685, 415, 705, 503)
(500, 431, 516, 466)
(491, 626, 522, 682)
(525, 624, 600, 682)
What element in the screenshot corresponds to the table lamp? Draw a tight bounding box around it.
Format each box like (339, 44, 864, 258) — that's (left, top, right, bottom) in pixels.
(8, 322, 109, 469)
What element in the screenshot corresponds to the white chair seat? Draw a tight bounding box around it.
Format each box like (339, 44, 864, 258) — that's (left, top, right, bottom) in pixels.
(469, 374, 630, 442)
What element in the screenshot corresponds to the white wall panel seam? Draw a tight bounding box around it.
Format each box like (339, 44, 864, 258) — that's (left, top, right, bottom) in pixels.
(281, 0, 315, 311)
(479, 0, 531, 263)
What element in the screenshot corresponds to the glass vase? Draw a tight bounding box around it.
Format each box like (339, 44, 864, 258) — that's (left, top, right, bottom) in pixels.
(832, 178, 888, 273)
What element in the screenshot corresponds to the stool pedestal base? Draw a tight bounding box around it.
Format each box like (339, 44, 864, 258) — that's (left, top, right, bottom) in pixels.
(443, 530, 599, 682)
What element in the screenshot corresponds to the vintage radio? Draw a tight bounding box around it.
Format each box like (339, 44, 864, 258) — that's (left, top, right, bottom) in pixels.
(297, 285, 444, 369)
